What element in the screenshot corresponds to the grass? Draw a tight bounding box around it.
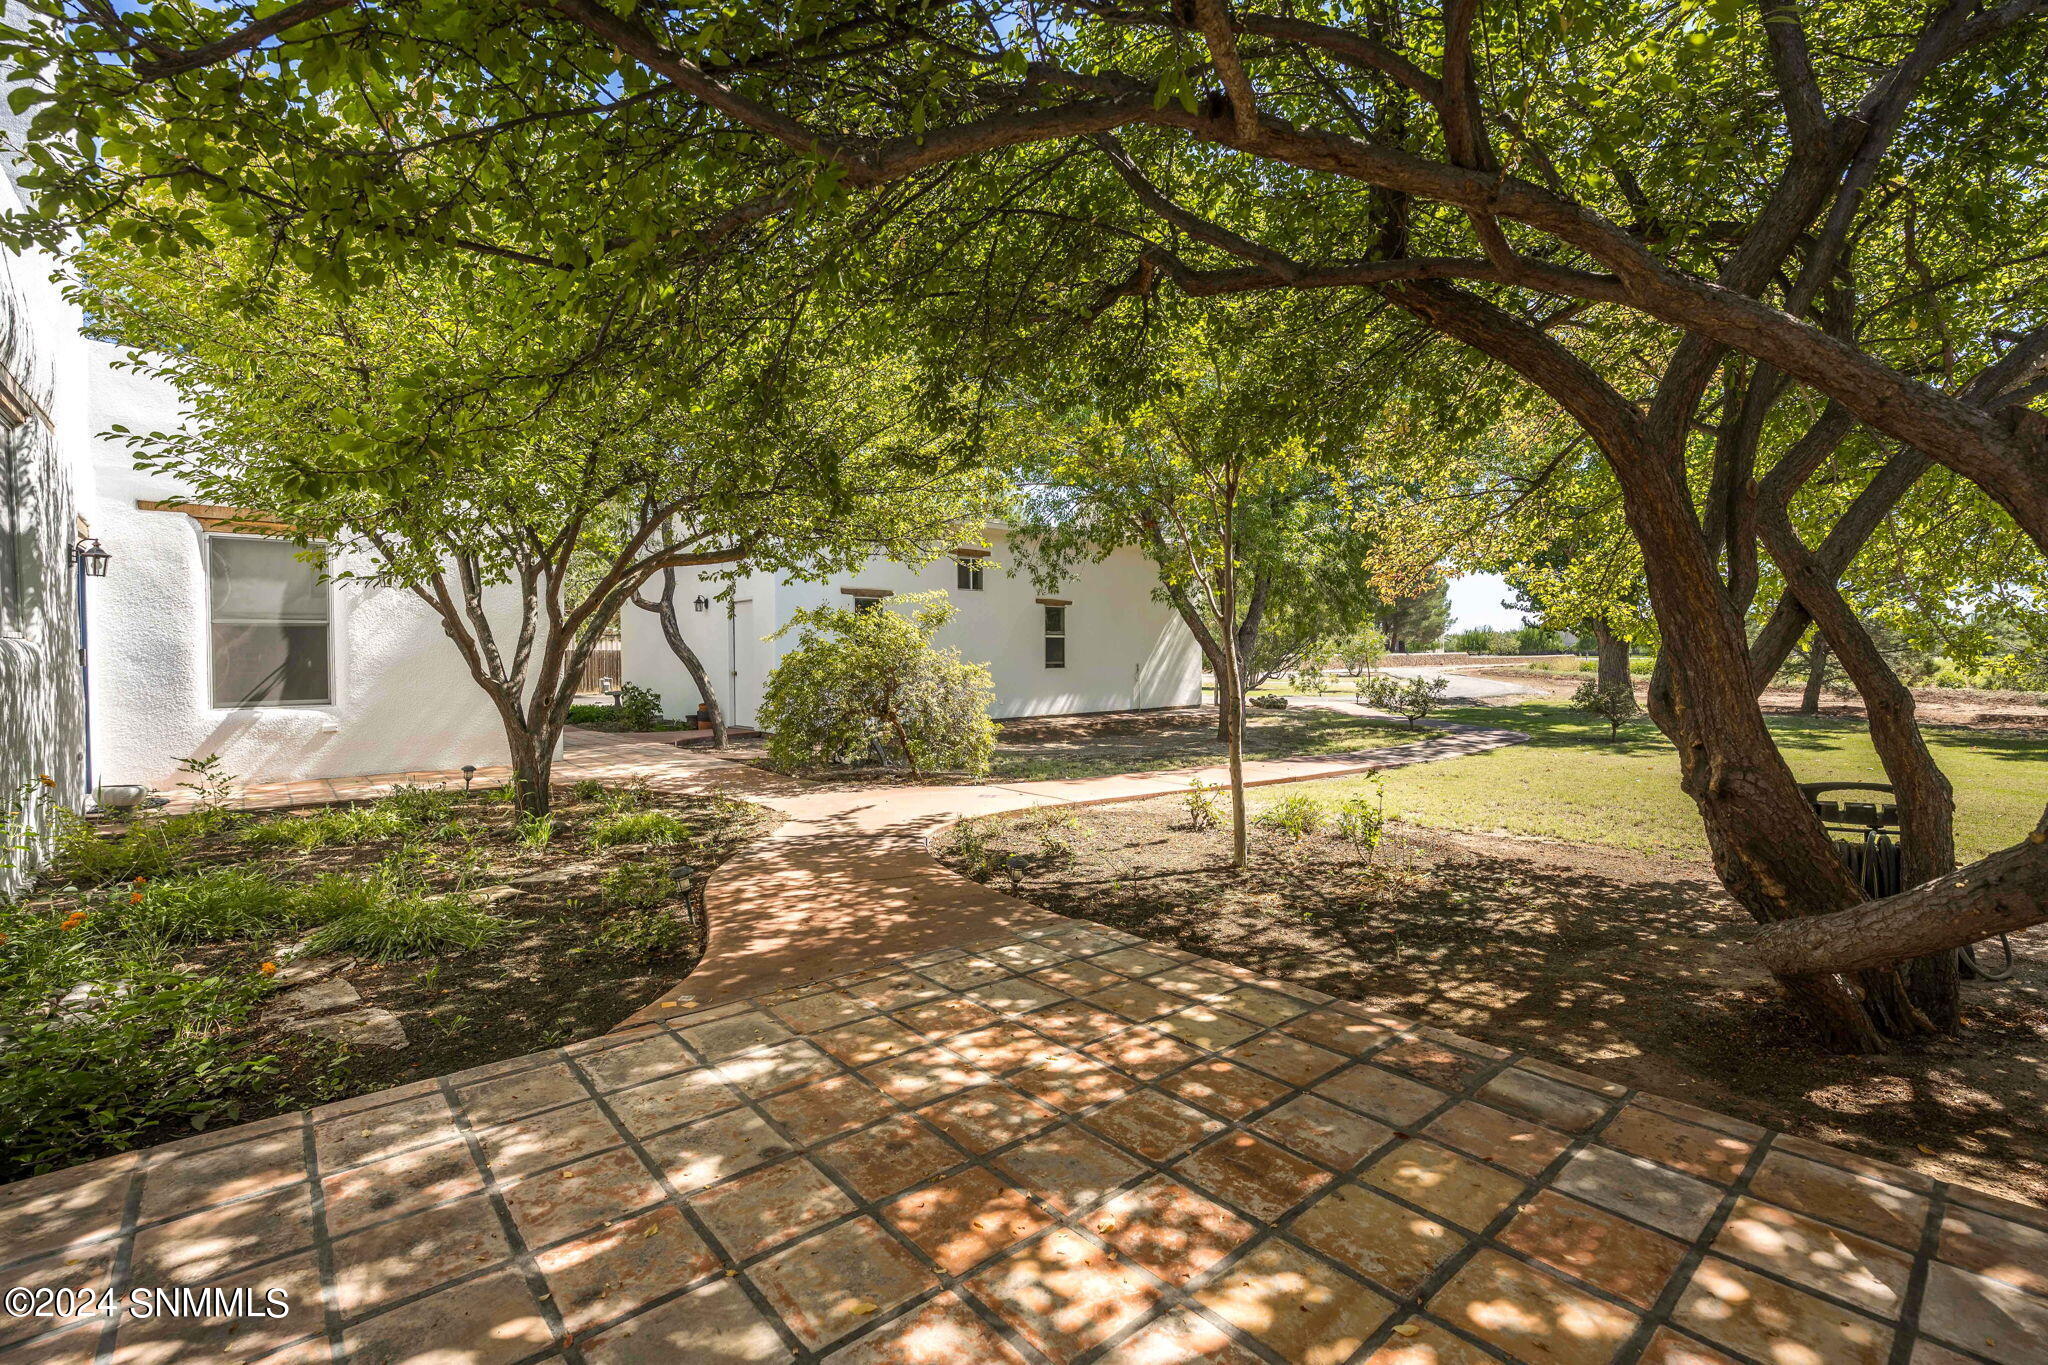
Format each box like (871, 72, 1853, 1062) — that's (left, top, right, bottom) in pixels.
(989, 709, 1417, 781)
(1260, 699, 2045, 860)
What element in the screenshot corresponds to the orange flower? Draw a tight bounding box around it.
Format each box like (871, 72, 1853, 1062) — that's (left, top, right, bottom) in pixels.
(37, 774, 56, 788)
(258, 962, 278, 977)
(129, 892, 144, 905)
(131, 876, 147, 886)
(59, 912, 87, 932)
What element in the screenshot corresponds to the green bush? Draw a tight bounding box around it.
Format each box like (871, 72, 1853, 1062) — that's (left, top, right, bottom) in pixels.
(615, 682, 663, 730)
(294, 873, 385, 922)
(600, 861, 673, 910)
(382, 784, 460, 824)
(1183, 776, 1221, 831)
(1357, 674, 1448, 726)
(52, 813, 194, 885)
(240, 805, 411, 851)
(1448, 627, 1497, 654)
(0, 962, 274, 1177)
(1334, 791, 1386, 855)
(125, 868, 298, 944)
(514, 813, 554, 849)
(1248, 693, 1289, 710)
(590, 907, 689, 960)
(1515, 625, 1562, 655)
(566, 703, 613, 724)
(570, 778, 608, 801)
(589, 811, 690, 848)
(1255, 794, 1328, 839)
(300, 888, 505, 961)
(759, 595, 996, 776)
(1572, 679, 1641, 736)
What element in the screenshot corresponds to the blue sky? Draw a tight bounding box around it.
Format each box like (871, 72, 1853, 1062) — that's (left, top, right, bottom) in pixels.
(1447, 573, 1532, 632)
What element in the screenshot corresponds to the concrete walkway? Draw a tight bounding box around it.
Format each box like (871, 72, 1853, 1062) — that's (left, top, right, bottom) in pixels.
(11, 726, 2045, 1365)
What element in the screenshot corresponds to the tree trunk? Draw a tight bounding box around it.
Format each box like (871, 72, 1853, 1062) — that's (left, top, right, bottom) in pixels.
(1591, 618, 1630, 692)
(505, 725, 556, 818)
(1800, 635, 1828, 713)
(1218, 555, 1249, 871)
(634, 569, 728, 748)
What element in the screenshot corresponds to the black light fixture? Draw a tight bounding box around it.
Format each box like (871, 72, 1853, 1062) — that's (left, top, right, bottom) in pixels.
(461, 764, 476, 794)
(70, 537, 111, 577)
(692, 595, 710, 613)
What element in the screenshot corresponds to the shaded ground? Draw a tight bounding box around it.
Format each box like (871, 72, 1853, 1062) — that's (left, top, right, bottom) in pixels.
(700, 704, 1420, 786)
(11, 786, 771, 1174)
(936, 797, 2048, 1204)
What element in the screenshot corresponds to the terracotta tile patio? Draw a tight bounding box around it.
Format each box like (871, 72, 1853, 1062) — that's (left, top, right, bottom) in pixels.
(24, 722, 2044, 1363)
(6, 919, 2044, 1364)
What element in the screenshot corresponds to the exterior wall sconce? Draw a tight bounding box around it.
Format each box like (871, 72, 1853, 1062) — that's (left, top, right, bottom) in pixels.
(70, 537, 111, 577)
(693, 595, 710, 613)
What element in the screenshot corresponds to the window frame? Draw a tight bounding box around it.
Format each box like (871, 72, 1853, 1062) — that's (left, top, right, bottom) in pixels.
(1043, 604, 1067, 669)
(955, 557, 985, 591)
(204, 532, 335, 709)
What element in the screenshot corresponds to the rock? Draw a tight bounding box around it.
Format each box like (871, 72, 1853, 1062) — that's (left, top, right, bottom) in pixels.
(472, 885, 521, 906)
(52, 980, 131, 1025)
(272, 932, 320, 962)
(510, 863, 598, 888)
(270, 955, 355, 989)
(266, 977, 362, 1019)
(280, 1008, 408, 1049)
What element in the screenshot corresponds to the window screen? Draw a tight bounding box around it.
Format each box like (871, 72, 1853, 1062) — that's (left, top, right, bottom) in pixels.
(1044, 605, 1066, 668)
(209, 537, 331, 706)
(955, 559, 984, 591)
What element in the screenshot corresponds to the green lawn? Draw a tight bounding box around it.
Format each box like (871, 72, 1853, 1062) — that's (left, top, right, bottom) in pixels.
(1255, 699, 2045, 861)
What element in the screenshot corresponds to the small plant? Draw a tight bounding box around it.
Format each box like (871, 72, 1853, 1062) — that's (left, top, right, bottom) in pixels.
(382, 784, 459, 824)
(1037, 832, 1077, 869)
(614, 682, 663, 730)
(589, 810, 689, 848)
(1334, 787, 1387, 856)
(590, 907, 688, 960)
(52, 812, 194, 885)
(570, 778, 608, 802)
(1255, 793, 1328, 840)
(946, 823, 1003, 881)
(125, 868, 298, 943)
(1183, 776, 1221, 831)
(600, 861, 673, 910)
(1572, 679, 1641, 737)
(173, 753, 238, 810)
(514, 812, 555, 849)
(1248, 693, 1290, 710)
(238, 805, 409, 852)
(301, 887, 505, 961)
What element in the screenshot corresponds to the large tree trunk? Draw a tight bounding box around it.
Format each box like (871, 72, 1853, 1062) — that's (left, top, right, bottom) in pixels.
(1800, 635, 1828, 713)
(1218, 534, 1249, 870)
(504, 724, 557, 818)
(634, 569, 728, 748)
(1760, 506, 1961, 1030)
(1590, 618, 1630, 692)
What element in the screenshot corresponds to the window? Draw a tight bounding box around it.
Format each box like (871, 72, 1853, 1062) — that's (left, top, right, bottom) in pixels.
(208, 536, 331, 706)
(955, 558, 985, 591)
(1043, 604, 1066, 668)
(852, 596, 880, 614)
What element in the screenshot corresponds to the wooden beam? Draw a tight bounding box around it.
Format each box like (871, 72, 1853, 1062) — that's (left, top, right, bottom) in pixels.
(1036, 597, 1072, 607)
(840, 586, 894, 598)
(136, 499, 297, 536)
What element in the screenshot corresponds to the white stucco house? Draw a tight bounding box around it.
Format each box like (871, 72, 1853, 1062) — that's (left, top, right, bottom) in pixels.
(619, 533, 1204, 729)
(78, 344, 513, 793)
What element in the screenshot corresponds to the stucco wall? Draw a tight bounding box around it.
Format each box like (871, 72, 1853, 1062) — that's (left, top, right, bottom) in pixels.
(0, 170, 90, 890)
(618, 532, 1203, 728)
(84, 343, 513, 791)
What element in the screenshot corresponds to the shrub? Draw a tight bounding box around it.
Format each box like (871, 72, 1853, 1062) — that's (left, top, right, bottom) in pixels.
(1515, 625, 1562, 655)
(1287, 668, 1330, 696)
(566, 703, 613, 724)
(1248, 693, 1289, 710)
(590, 810, 689, 848)
(570, 778, 608, 801)
(0, 962, 274, 1176)
(1572, 679, 1641, 736)
(1448, 627, 1496, 654)
(1358, 674, 1449, 726)
(591, 907, 688, 960)
(250, 805, 413, 851)
(301, 888, 504, 961)
(52, 813, 194, 885)
(1255, 794, 1327, 839)
(615, 682, 663, 730)
(514, 813, 554, 849)
(759, 595, 997, 776)
(125, 868, 298, 943)
(1183, 776, 1221, 831)
(1334, 790, 1386, 855)
(600, 862, 673, 910)
(383, 784, 460, 824)
(173, 753, 238, 810)
(1335, 625, 1385, 675)
(946, 823, 1004, 882)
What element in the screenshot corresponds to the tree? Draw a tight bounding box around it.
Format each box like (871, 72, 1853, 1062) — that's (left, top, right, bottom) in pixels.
(758, 595, 997, 777)
(1335, 625, 1387, 676)
(76, 242, 995, 813)
(1572, 679, 1641, 738)
(18, 0, 2047, 1045)
(1375, 585, 1451, 654)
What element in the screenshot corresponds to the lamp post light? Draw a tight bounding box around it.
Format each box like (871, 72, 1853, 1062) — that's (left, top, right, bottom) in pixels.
(461, 764, 476, 795)
(70, 537, 111, 577)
